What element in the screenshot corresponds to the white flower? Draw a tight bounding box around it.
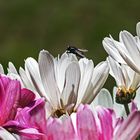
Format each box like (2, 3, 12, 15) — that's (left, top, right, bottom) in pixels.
(92, 57, 140, 117)
(6, 50, 109, 117)
(108, 56, 140, 104)
(103, 22, 140, 74)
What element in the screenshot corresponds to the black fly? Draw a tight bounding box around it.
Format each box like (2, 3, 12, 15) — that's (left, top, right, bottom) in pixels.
(66, 46, 88, 58)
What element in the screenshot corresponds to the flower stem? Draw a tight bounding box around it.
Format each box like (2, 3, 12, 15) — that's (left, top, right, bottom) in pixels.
(123, 103, 130, 116)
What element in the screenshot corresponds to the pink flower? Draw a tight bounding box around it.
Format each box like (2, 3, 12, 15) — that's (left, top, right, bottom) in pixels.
(76, 105, 140, 140)
(4, 103, 140, 140)
(0, 75, 35, 126)
(45, 105, 140, 140)
(4, 98, 47, 140)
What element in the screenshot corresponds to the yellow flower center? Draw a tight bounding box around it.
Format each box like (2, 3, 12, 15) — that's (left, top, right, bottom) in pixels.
(116, 86, 136, 104)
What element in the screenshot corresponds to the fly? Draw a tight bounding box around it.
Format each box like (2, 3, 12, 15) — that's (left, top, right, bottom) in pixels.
(66, 46, 88, 58)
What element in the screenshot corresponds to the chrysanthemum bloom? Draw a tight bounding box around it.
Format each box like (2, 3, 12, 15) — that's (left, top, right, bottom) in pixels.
(5, 50, 109, 118)
(0, 74, 36, 139)
(5, 97, 76, 140)
(0, 75, 35, 127)
(5, 98, 47, 140)
(92, 57, 140, 117)
(108, 57, 140, 104)
(77, 104, 140, 140)
(103, 22, 140, 74)
(5, 103, 140, 140)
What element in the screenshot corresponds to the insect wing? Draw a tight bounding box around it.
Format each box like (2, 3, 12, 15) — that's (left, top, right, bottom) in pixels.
(75, 49, 85, 58)
(77, 48, 88, 52)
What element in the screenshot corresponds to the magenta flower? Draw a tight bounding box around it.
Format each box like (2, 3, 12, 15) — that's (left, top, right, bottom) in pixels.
(76, 105, 140, 140)
(0, 74, 35, 130)
(7, 103, 140, 140)
(4, 98, 47, 140)
(42, 105, 140, 140)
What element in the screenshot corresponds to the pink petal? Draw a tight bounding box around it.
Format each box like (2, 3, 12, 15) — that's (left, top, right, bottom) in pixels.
(97, 106, 113, 140)
(19, 128, 45, 140)
(131, 100, 138, 112)
(115, 111, 140, 140)
(4, 98, 47, 138)
(77, 104, 100, 140)
(0, 75, 21, 125)
(20, 88, 35, 107)
(17, 99, 46, 132)
(46, 117, 76, 140)
(0, 75, 11, 90)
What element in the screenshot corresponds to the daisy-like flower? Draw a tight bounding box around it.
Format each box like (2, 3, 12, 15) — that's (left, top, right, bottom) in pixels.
(107, 57, 140, 104)
(5, 50, 109, 118)
(5, 98, 47, 140)
(0, 74, 36, 139)
(103, 22, 140, 74)
(0, 75, 35, 127)
(92, 57, 140, 117)
(75, 104, 140, 140)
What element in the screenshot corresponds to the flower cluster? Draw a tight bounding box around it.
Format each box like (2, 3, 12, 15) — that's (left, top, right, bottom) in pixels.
(1, 22, 140, 140)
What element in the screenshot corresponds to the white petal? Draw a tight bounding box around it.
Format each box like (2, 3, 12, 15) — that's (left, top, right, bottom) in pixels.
(19, 67, 41, 97)
(120, 31, 140, 65)
(134, 88, 140, 110)
(103, 37, 126, 64)
(54, 53, 77, 93)
(136, 22, 140, 37)
(25, 57, 47, 99)
(0, 64, 4, 74)
(121, 64, 131, 88)
(39, 50, 60, 108)
(45, 102, 54, 118)
(116, 44, 140, 74)
(71, 113, 77, 134)
(61, 62, 80, 106)
(92, 88, 113, 108)
(107, 57, 125, 87)
(130, 72, 140, 89)
(76, 58, 94, 106)
(82, 61, 109, 104)
(7, 62, 18, 74)
(135, 36, 140, 52)
(0, 127, 17, 140)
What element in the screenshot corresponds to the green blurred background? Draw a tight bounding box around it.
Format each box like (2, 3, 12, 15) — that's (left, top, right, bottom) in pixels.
(0, 0, 140, 91)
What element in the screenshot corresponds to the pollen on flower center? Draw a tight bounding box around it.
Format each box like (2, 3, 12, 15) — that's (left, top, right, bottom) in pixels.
(52, 109, 66, 117)
(116, 86, 136, 104)
(51, 103, 76, 118)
